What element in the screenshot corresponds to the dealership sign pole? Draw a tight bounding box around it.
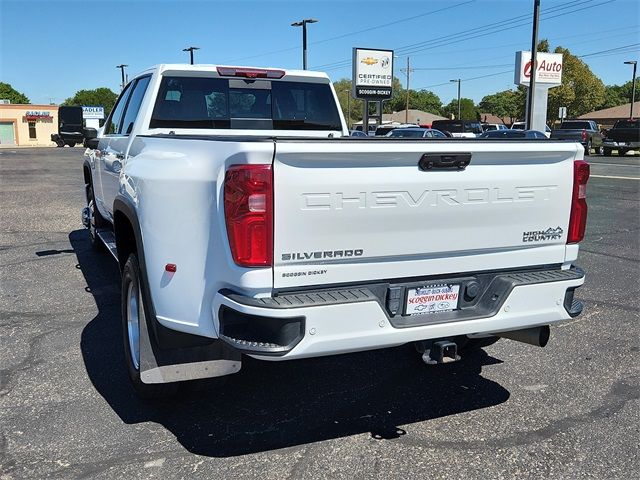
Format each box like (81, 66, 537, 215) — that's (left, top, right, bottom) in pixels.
(526, 0, 540, 130)
(352, 48, 394, 133)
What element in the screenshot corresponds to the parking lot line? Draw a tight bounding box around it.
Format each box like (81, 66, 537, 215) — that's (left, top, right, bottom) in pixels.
(590, 163, 640, 167)
(590, 175, 640, 180)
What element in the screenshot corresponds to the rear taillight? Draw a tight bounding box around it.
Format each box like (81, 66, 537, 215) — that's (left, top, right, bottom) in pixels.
(224, 165, 273, 267)
(581, 129, 587, 141)
(567, 160, 590, 243)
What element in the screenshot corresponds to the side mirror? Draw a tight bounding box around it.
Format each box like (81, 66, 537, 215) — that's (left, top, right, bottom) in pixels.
(83, 127, 98, 139)
(85, 138, 100, 149)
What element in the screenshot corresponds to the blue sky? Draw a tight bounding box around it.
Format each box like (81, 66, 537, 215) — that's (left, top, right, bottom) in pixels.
(1, 0, 638, 106)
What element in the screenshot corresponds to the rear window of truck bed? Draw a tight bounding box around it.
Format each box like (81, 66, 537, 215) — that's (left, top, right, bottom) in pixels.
(149, 76, 342, 131)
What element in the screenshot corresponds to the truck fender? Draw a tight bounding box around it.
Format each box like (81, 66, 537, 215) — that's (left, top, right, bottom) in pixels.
(113, 195, 241, 383)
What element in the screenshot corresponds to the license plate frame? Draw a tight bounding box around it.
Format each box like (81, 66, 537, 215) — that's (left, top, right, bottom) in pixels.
(404, 283, 461, 316)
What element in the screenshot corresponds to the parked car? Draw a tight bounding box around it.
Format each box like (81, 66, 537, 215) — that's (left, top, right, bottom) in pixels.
(602, 119, 640, 156)
(349, 129, 368, 137)
(431, 119, 483, 138)
(481, 123, 508, 131)
(511, 121, 552, 137)
(374, 123, 418, 136)
(480, 129, 548, 139)
(354, 124, 376, 136)
(386, 127, 447, 138)
(81, 63, 588, 398)
(550, 120, 604, 155)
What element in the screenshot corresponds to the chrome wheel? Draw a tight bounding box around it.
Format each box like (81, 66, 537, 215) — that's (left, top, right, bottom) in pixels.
(126, 281, 141, 370)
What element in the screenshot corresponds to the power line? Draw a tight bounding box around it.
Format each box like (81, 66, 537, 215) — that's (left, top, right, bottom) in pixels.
(223, 0, 474, 64)
(406, 30, 639, 75)
(413, 64, 512, 71)
(578, 43, 640, 58)
(412, 43, 640, 91)
(313, 0, 590, 70)
(315, 0, 612, 72)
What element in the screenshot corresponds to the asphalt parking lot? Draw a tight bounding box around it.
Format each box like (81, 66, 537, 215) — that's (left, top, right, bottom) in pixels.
(1, 147, 638, 479)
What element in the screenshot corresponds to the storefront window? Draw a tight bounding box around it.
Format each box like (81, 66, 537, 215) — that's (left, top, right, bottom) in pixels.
(28, 121, 36, 139)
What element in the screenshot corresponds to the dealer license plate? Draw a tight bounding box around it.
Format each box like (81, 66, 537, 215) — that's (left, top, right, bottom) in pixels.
(405, 284, 461, 316)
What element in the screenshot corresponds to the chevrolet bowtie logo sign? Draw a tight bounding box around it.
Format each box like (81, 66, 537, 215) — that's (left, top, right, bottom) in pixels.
(360, 57, 378, 66)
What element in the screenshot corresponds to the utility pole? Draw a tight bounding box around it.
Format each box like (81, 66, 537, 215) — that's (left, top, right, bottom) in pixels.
(116, 64, 128, 91)
(400, 57, 414, 123)
(526, 0, 541, 130)
(450, 79, 461, 119)
(624, 60, 637, 118)
(183, 46, 200, 65)
(291, 19, 318, 70)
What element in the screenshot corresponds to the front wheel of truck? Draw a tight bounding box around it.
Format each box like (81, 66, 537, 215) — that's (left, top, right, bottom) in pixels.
(121, 254, 179, 399)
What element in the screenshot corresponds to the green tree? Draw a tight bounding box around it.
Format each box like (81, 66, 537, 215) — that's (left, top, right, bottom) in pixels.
(63, 87, 118, 117)
(0, 82, 30, 103)
(333, 77, 443, 126)
(599, 80, 635, 109)
(546, 45, 606, 120)
(442, 97, 478, 120)
(479, 89, 525, 124)
(333, 79, 364, 128)
(380, 77, 405, 113)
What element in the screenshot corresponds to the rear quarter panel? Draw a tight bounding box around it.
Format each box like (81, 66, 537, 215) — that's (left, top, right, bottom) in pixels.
(121, 136, 274, 337)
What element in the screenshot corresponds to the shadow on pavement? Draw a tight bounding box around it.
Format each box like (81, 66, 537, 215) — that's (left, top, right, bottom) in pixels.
(70, 229, 510, 457)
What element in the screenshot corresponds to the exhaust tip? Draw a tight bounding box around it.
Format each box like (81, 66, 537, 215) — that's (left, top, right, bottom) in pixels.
(496, 325, 550, 347)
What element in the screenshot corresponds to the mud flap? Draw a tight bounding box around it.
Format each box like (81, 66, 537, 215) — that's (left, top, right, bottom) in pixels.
(138, 309, 242, 384)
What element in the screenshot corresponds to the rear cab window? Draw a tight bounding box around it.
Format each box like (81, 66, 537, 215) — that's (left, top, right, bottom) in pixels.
(614, 120, 639, 129)
(559, 121, 593, 130)
(149, 75, 342, 131)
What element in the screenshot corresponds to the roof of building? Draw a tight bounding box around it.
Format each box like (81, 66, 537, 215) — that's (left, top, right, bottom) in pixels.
(382, 109, 447, 125)
(578, 101, 640, 120)
(479, 112, 512, 125)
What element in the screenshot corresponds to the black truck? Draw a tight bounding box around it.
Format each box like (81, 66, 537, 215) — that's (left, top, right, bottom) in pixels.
(550, 120, 604, 155)
(51, 106, 84, 147)
(602, 119, 640, 156)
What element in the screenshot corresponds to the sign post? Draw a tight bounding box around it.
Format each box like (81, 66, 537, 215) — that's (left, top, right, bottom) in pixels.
(558, 106, 567, 120)
(352, 48, 393, 134)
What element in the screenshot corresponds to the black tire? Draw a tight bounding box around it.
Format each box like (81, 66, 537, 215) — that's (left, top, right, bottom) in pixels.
(603, 147, 612, 156)
(595, 145, 604, 156)
(122, 254, 180, 399)
(618, 149, 627, 156)
(584, 140, 591, 156)
(67, 142, 76, 147)
(86, 182, 106, 251)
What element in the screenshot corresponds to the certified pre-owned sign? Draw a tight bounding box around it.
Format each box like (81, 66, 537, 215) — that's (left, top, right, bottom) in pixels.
(352, 48, 394, 99)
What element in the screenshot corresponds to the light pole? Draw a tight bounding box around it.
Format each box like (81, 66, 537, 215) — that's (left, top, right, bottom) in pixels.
(116, 64, 128, 91)
(624, 60, 637, 118)
(526, 0, 541, 130)
(183, 46, 200, 65)
(291, 18, 318, 70)
(450, 79, 461, 119)
(342, 90, 351, 129)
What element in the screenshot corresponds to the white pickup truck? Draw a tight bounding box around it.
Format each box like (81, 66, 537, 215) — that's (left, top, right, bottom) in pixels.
(81, 64, 589, 397)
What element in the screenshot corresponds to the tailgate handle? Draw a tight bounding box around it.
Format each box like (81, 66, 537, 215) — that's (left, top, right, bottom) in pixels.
(419, 153, 472, 171)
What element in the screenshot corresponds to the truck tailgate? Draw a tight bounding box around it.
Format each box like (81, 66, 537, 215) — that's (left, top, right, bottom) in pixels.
(272, 140, 579, 289)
